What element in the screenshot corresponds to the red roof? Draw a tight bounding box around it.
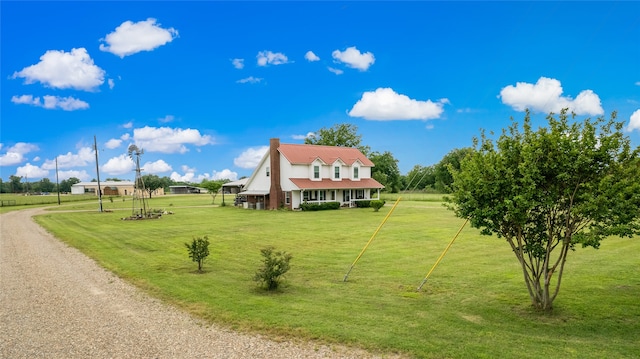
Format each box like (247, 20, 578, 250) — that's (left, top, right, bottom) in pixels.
(278, 143, 374, 166)
(289, 178, 384, 190)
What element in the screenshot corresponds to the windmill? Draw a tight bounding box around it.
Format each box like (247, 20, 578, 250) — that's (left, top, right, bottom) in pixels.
(128, 144, 149, 218)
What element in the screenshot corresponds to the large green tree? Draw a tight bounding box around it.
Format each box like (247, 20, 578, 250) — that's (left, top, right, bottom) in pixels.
(448, 110, 640, 311)
(39, 178, 55, 193)
(59, 177, 80, 193)
(404, 164, 436, 191)
(9, 175, 23, 193)
(434, 147, 473, 193)
(369, 151, 401, 193)
(141, 174, 164, 198)
(305, 123, 371, 155)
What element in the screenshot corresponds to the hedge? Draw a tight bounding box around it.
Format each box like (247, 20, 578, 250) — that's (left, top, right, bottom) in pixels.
(300, 202, 341, 211)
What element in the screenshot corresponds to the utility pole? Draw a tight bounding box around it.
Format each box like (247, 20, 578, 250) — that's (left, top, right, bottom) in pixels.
(55, 157, 61, 205)
(94, 135, 103, 212)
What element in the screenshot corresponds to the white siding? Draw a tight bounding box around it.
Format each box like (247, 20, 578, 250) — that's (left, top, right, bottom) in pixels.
(71, 185, 85, 195)
(360, 166, 372, 178)
(287, 162, 308, 179)
(280, 156, 297, 191)
(250, 157, 272, 191)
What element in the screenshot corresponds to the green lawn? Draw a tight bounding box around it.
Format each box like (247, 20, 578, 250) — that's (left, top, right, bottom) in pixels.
(0, 193, 97, 213)
(32, 197, 640, 358)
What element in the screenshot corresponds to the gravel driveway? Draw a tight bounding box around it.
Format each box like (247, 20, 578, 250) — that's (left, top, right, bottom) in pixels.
(0, 208, 399, 358)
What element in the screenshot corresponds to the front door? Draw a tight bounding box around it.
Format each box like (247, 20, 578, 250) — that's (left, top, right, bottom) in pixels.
(342, 190, 350, 203)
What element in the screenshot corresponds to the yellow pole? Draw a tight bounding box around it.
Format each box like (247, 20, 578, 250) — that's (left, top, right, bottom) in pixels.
(416, 218, 469, 291)
(343, 197, 401, 282)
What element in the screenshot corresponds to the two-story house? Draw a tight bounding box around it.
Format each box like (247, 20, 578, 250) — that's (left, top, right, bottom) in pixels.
(239, 138, 384, 209)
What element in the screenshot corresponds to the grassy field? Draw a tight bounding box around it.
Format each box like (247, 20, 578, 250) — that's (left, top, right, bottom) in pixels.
(0, 193, 97, 213)
(31, 196, 639, 358)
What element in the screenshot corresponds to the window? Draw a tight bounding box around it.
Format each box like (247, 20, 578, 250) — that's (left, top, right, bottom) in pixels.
(314, 165, 320, 179)
(356, 189, 365, 199)
(285, 191, 291, 205)
(319, 190, 326, 201)
(331, 191, 336, 200)
(303, 191, 309, 201)
(266, 166, 270, 177)
(334, 166, 340, 179)
(354, 167, 359, 179)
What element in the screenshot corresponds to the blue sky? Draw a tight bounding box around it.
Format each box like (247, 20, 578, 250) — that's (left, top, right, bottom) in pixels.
(2, 1, 639, 184)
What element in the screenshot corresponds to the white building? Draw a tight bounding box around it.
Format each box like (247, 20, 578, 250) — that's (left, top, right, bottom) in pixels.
(239, 138, 384, 210)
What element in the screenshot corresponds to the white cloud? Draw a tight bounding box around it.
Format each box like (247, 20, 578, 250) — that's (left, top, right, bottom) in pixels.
(234, 146, 268, 169)
(291, 132, 315, 140)
(236, 76, 263, 84)
(499, 77, 604, 116)
(58, 170, 91, 181)
(348, 88, 446, 121)
(121, 133, 131, 141)
(12, 48, 105, 91)
(101, 154, 135, 176)
(105, 139, 122, 149)
(159, 115, 175, 123)
(327, 67, 344, 75)
(44, 96, 89, 111)
(232, 58, 244, 69)
(170, 171, 194, 182)
(181, 165, 196, 173)
(256, 51, 289, 66)
(626, 109, 640, 132)
(142, 159, 172, 174)
(332, 46, 375, 71)
(42, 147, 95, 170)
(212, 169, 238, 181)
(133, 126, 213, 154)
(0, 142, 39, 166)
(122, 122, 133, 129)
(305, 51, 320, 62)
(11, 94, 89, 111)
(11, 94, 40, 106)
(108, 78, 115, 89)
(16, 163, 49, 179)
(99, 18, 178, 58)
(170, 170, 209, 183)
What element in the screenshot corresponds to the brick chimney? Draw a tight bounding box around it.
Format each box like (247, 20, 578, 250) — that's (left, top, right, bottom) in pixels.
(269, 138, 283, 209)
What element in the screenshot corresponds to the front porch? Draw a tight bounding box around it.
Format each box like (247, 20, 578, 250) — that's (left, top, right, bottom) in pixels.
(299, 188, 381, 208)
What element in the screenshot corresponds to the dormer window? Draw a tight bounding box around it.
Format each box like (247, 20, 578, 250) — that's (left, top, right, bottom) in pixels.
(314, 165, 320, 179)
(334, 166, 340, 179)
(353, 166, 359, 179)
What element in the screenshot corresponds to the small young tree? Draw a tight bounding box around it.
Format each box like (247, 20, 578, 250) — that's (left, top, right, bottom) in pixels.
(185, 236, 210, 272)
(254, 246, 292, 290)
(370, 200, 385, 212)
(200, 180, 223, 204)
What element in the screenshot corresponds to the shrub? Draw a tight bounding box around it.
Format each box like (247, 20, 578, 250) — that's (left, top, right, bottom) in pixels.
(254, 246, 292, 291)
(371, 200, 386, 212)
(185, 236, 210, 272)
(355, 200, 371, 208)
(300, 201, 340, 211)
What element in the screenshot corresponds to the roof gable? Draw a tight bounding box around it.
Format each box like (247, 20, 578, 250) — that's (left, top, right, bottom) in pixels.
(279, 144, 374, 166)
